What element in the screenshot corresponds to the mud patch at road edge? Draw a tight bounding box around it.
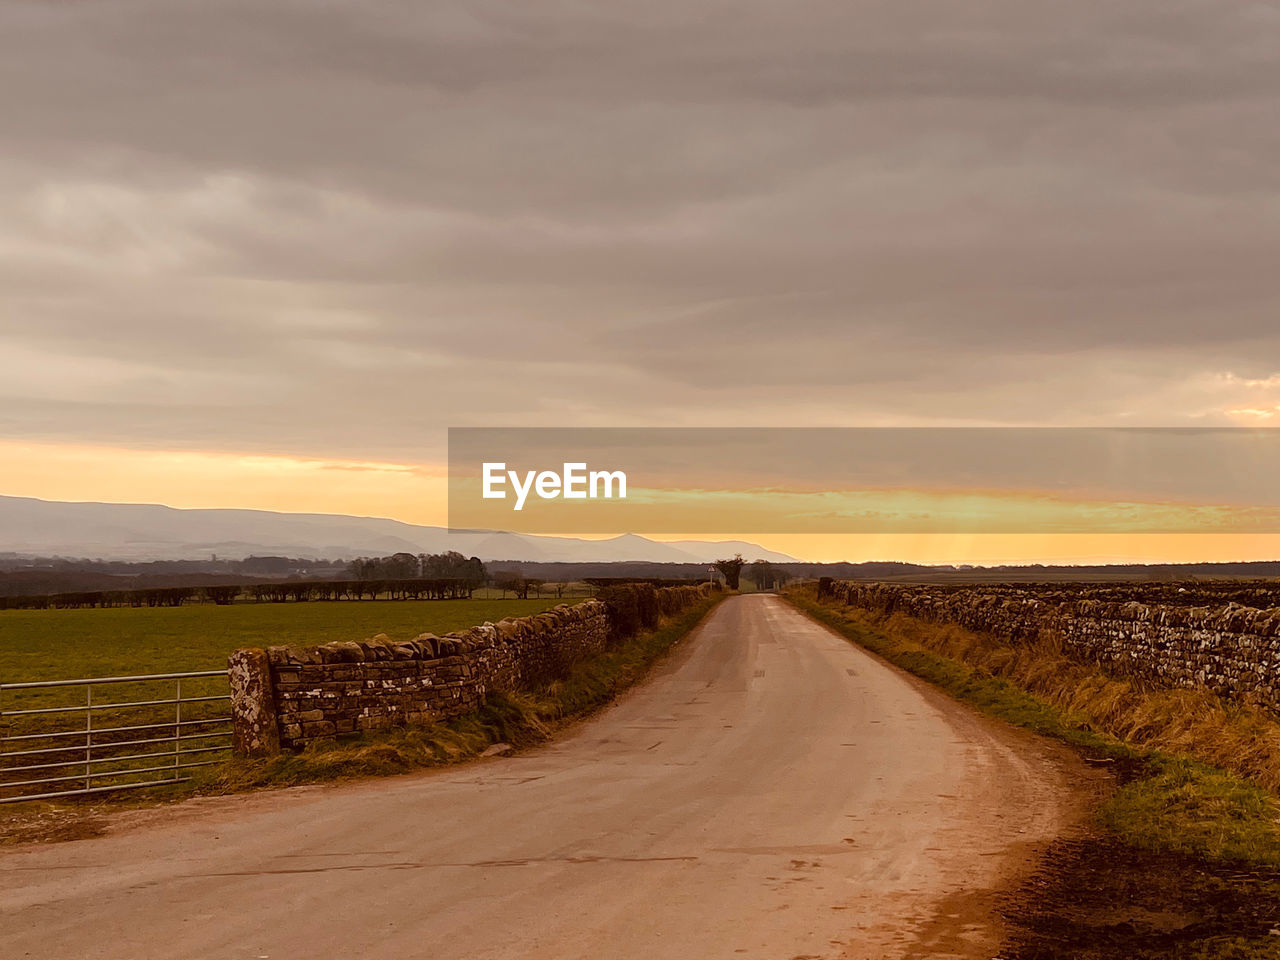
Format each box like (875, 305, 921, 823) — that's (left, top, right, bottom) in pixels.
(998, 834, 1280, 959)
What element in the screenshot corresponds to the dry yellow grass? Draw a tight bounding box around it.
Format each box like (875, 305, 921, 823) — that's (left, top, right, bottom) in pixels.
(789, 588, 1280, 870)
(864, 608, 1280, 792)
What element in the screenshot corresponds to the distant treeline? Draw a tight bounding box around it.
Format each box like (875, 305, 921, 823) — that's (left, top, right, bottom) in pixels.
(4, 551, 1280, 608)
(0, 554, 346, 576)
(578, 560, 789, 591)
(0, 551, 487, 602)
(0, 578, 480, 610)
(345, 551, 485, 584)
(0, 555, 344, 598)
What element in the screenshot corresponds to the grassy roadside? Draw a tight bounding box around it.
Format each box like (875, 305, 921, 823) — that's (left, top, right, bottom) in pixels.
(785, 586, 1280, 959)
(1, 594, 724, 843)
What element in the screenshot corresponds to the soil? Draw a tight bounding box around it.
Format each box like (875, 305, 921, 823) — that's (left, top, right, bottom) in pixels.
(0, 803, 108, 845)
(1000, 835, 1280, 959)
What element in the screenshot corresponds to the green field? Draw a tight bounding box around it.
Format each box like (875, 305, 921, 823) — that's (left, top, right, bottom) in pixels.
(0, 598, 580, 799)
(0, 598, 579, 683)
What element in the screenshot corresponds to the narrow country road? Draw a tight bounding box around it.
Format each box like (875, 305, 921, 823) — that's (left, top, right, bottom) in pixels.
(0, 595, 1085, 960)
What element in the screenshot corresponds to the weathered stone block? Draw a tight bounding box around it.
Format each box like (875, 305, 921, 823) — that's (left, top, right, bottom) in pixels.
(228, 648, 281, 757)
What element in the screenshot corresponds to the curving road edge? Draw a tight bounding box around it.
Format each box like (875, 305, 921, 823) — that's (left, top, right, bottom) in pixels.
(0, 594, 1090, 960)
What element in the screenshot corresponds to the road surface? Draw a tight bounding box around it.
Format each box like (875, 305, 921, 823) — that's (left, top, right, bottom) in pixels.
(0, 594, 1085, 959)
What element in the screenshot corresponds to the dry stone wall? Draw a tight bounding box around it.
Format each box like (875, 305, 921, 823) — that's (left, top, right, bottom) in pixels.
(818, 579, 1280, 711)
(230, 583, 715, 754)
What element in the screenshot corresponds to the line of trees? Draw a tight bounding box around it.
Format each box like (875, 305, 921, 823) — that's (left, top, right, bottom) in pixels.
(0, 577, 487, 610)
(0, 587, 204, 610)
(0, 550, 800, 610)
(347, 551, 486, 586)
(0, 552, 490, 610)
(243, 578, 478, 602)
(709, 556, 790, 591)
(748, 560, 790, 590)
(492, 576, 572, 599)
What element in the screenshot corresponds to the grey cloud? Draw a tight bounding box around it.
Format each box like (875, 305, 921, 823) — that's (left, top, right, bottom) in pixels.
(1, 0, 1279, 461)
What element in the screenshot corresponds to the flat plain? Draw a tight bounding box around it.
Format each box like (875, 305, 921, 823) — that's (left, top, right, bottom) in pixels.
(0, 598, 576, 683)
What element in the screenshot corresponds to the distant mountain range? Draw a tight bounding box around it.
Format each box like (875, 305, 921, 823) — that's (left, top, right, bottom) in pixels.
(0, 496, 795, 564)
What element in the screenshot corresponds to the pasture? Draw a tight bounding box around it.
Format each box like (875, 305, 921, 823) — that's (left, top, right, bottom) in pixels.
(0, 597, 579, 683)
(0, 598, 580, 801)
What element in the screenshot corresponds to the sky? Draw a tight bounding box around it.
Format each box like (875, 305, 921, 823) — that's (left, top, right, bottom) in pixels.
(3, 1, 1280, 564)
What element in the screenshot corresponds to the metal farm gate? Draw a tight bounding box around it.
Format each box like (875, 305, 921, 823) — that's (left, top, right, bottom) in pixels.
(0, 670, 232, 803)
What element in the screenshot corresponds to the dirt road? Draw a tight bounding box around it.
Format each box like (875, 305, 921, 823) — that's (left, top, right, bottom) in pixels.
(0, 595, 1085, 959)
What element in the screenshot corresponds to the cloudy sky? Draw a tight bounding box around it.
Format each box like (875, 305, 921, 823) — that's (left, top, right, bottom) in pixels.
(3, 1, 1279, 560)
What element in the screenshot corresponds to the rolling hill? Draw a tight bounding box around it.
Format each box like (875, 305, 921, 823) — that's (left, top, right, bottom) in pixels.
(0, 496, 795, 564)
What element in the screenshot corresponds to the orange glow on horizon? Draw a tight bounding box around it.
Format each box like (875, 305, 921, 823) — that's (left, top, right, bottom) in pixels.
(3, 440, 1280, 566)
(0, 439, 448, 522)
